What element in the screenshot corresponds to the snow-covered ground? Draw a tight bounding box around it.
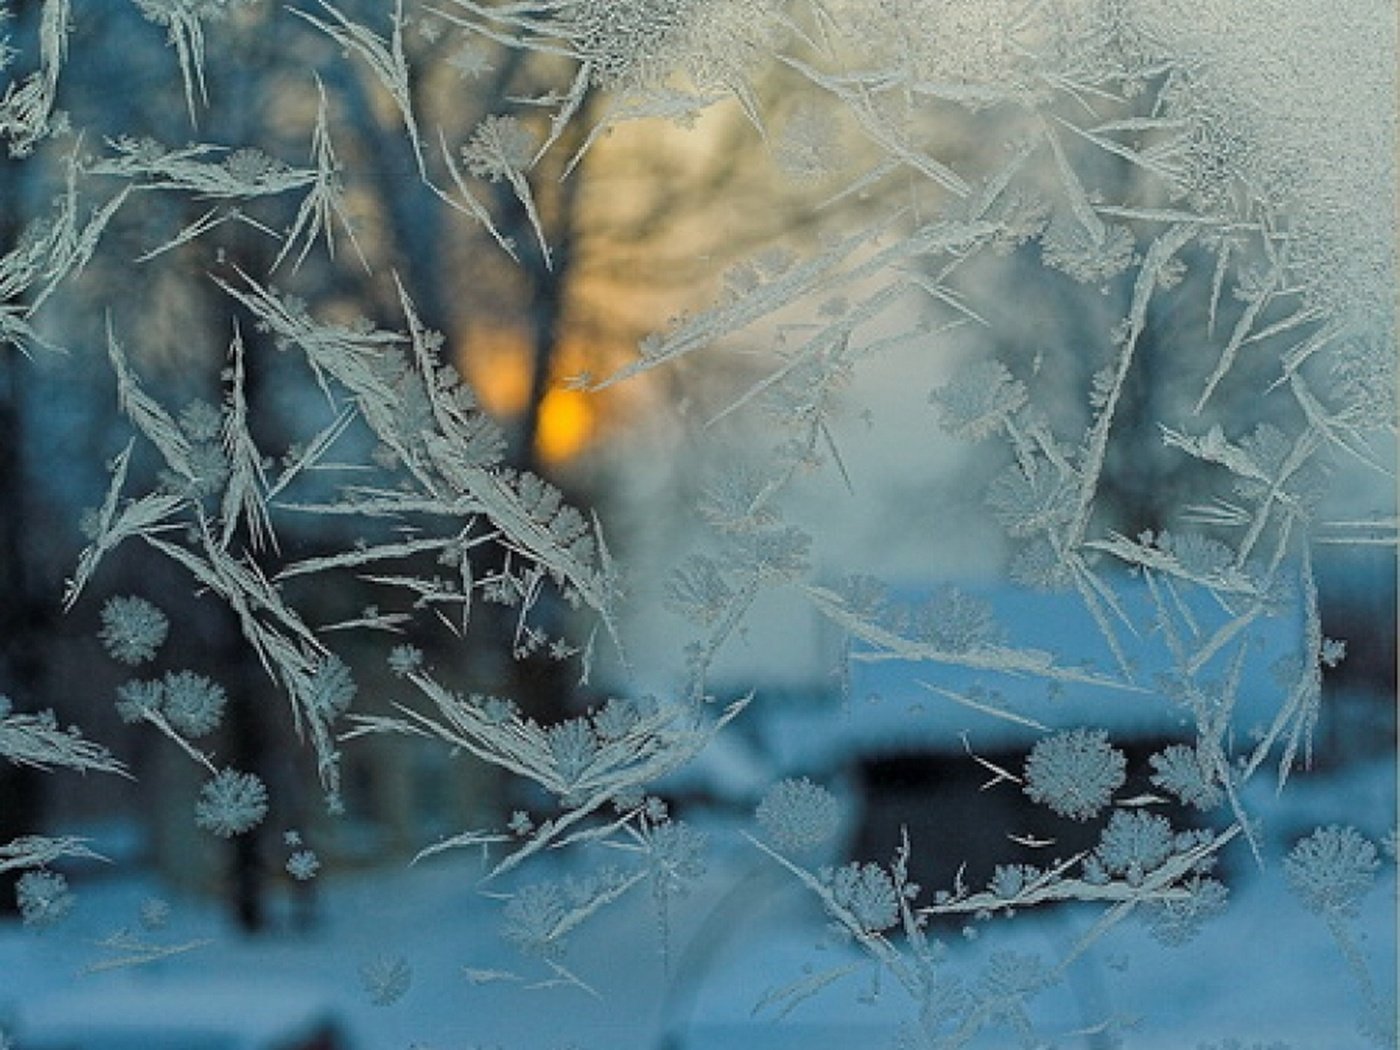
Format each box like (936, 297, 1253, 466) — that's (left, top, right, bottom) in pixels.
(2, 753, 1394, 1050)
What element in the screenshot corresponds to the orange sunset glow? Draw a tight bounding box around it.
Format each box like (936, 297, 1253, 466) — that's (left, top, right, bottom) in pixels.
(461, 328, 598, 465)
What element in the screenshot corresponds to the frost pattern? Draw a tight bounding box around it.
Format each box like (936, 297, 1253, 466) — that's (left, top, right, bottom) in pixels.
(15, 869, 74, 928)
(755, 776, 842, 853)
(159, 671, 228, 738)
(0, 0, 1391, 1045)
(1023, 728, 1126, 821)
(360, 954, 413, 1006)
(1095, 810, 1176, 884)
(825, 861, 900, 935)
(1284, 825, 1380, 919)
(97, 595, 169, 665)
(1150, 744, 1225, 811)
(286, 849, 321, 881)
(194, 769, 270, 838)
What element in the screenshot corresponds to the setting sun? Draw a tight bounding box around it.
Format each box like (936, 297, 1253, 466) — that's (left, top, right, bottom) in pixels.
(535, 387, 594, 464)
(460, 328, 599, 464)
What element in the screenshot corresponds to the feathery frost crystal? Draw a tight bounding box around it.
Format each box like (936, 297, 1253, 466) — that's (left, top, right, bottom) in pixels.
(1023, 728, 1126, 821)
(97, 595, 169, 665)
(15, 870, 74, 928)
(756, 777, 841, 853)
(194, 769, 269, 838)
(1095, 810, 1175, 883)
(826, 861, 900, 934)
(160, 670, 227, 737)
(1284, 825, 1380, 918)
(0, 0, 1392, 1042)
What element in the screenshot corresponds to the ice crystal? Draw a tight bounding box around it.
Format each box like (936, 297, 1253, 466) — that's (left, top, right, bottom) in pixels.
(114, 679, 163, 724)
(1160, 532, 1236, 579)
(1023, 729, 1126, 822)
(502, 882, 567, 959)
(932, 360, 1028, 442)
(177, 399, 224, 441)
(547, 717, 599, 788)
(647, 820, 706, 892)
(160, 670, 227, 737)
(301, 654, 356, 720)
(975, 950, 1054, 1006)
(986, 466, 1076, 538)
(387, 644, 424, 677)
(1095, 810, 1175, 884)
(97, 595, 169, 665)
(1041, 220, 1136, 285)
(827, 862, 900, 934)
(987, 864, 1041, 901)
(15, 870, 74, 928)
(360, 955, 413, 1006)
(1009, 539, 1074, 592)
(0, 705, 125, 775)
(1149, 745, 1223, 811)
(1146, 876, 1228, 946)
(139, 898, 171, 930)
(664, 555, 734, 626)
(194, 769, 269, 838)
(447, 40, 494, 79)
(773, 102, 841, 181)
(1284, 825, 1380, 918)
(286, 849, 321, 881)
(918, 587, 1004, 652)
(591, 696, 642, 741)
(571, 0, 691, 88)
(462, 116, 536, 182)
(755, 777, 841, 853)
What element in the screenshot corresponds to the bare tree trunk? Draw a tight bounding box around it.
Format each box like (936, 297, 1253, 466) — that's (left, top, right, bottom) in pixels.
(0, 347, 48, 917)
(0, 0, 53, 910)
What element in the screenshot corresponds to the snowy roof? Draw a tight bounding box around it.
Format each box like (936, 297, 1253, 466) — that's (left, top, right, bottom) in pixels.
(749, 577, 1306, 772)
(13, 980, 346, 1050)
